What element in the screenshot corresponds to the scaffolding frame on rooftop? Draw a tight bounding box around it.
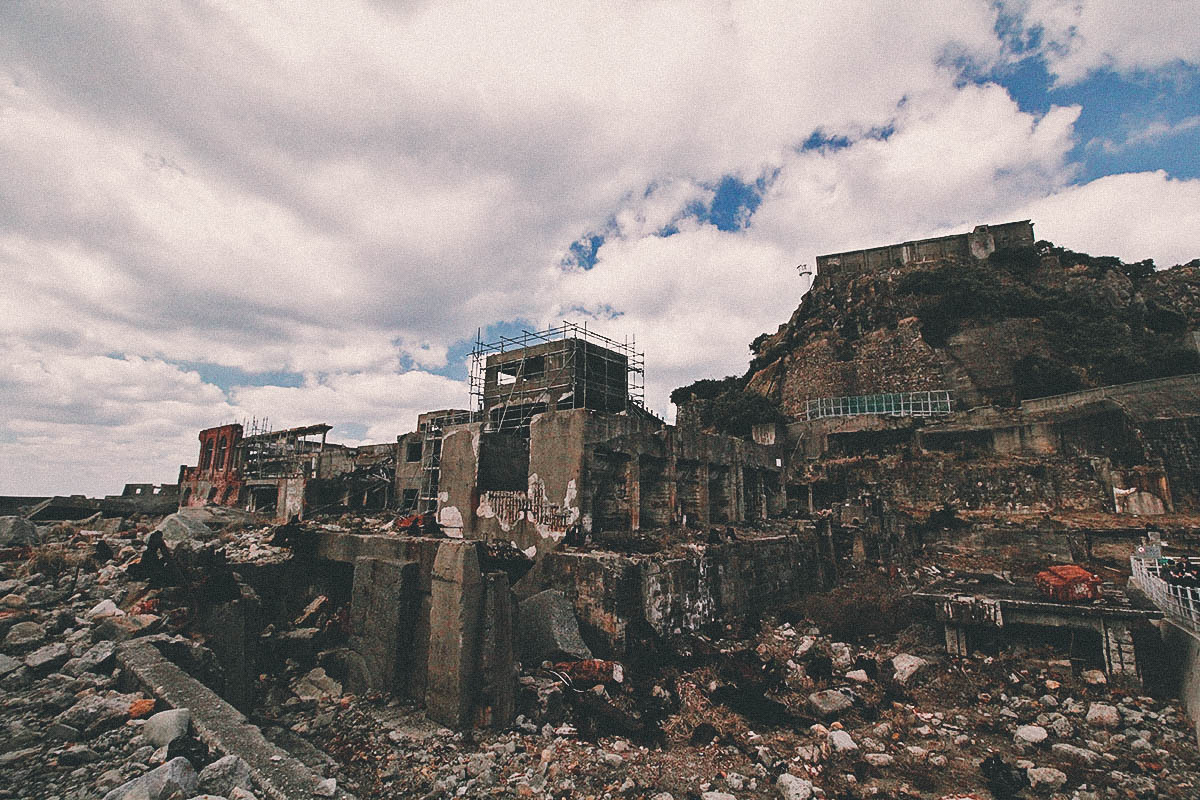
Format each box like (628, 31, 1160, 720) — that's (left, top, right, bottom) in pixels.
(469, 321, 646, 433)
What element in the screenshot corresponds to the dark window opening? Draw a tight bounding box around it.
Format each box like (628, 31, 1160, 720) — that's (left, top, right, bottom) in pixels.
(405, 441, 423, 462)
(401, 489, 419, 511)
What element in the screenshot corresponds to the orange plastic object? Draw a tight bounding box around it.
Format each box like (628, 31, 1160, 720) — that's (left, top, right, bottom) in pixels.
(1035, 564, 1102, 603)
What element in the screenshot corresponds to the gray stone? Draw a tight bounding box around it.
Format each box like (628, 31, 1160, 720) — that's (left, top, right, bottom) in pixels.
(807, 689, 853, 719)
(776, 773, 814, 800)
(1026, 766, 1067, 793)
(1051, 743, 1100, 765)
(59, 744, 99, 765)
(4, 620, 46, 648)
(154, 512, 216, 545)
(829, 729, 858, 752)
(700, 793, 735, 800)
(71, 640, 118, 674)
(863, 753, 894, 767)
(1086, 703, 1120, 728)
(292, 668, 341, 701)
(102, 756, 198, 800)
(891, 653, 928, 684)
(517, 588, 592, 664)
(0, 516, 38, 547)
(1014, 724, 1048, 747)
(24, 642, 70, 673)
(0, 653, 20, 676)
(144, 708, 191, 748)
(54, 694, 131, 737)
(198, 754, 254, 797)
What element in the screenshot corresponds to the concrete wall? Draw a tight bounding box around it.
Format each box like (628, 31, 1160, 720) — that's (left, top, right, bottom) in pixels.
(541, 531, 831, 656)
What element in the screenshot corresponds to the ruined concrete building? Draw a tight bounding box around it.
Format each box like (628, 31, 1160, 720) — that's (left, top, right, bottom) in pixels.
(815, 219, 1036, 283)
(179, 323, 787, 553)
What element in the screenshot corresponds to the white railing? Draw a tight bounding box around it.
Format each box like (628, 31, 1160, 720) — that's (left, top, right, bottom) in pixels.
(1130, 556, 1200, 633)
(804, 390, 952, 421)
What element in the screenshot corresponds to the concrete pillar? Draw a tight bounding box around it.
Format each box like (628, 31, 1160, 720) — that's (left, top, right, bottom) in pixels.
(1102, 619, 1138, 678)
(350, 557, 417, 694)
(426, 541, 483, 727)
(944, 623, 969, 657)
(477, 572, 515, 727)
(627, 456, 641, 532)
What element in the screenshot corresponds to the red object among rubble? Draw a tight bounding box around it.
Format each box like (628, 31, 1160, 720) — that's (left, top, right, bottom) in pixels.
(1035, 564, 1102, 603)
(551, 659, 625, 687)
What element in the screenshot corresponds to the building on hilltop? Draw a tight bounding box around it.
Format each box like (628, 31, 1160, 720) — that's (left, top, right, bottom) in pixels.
(815, 220, 1035, 284)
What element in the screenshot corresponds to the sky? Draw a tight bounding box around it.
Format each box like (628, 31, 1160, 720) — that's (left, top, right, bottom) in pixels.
(2, 0, 1199, 496)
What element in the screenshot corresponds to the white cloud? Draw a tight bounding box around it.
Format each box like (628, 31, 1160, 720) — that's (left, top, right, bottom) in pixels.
(1, 2, 1198, 494)
(1015, 0, 1200, 83)
(1021, 171, 1200, 265)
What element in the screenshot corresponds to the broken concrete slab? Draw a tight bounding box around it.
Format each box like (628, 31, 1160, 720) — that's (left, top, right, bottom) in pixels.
(517, 589, 592, 665)
(117, 639, 354, 800)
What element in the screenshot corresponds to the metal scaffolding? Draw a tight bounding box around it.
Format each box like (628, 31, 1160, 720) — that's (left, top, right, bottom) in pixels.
(469, 321, 646, 433)
(417, 410, 474, 513)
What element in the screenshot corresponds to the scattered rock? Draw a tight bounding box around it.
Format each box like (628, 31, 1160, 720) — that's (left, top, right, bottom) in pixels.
(198, 754, 254, 797)
(891, 653, 928, 684)
(102, 756, 198, 800)
(808, 689, 853, 719)
(4, 620, 47, 649)
(1014, 724, 1048, 747)
(776, 772, 814, 800)
(1051, 742, 1101, 765)
(1081, 669, 1108, 685)
(24, 641, 70, 673)
(829, 729, 858, 752)
(1026, 766, 1067, 793)
(144, 708, 191, 748)
(292, 668, 342, 701)
(1086, 703, 1121, 728)
(517, 590, 593, 663)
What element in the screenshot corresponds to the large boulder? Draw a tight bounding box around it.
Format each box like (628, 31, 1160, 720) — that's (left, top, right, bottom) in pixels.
(102, 757, 197, 800)
(0, 516, 38, 547)
(198, 753, 254, 797)
(153, 511, 216, 545)
(517, 590, 592, 664)
(143, 708, 191, 748)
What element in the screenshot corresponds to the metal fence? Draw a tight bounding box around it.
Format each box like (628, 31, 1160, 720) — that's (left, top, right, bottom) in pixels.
(804, 390, 953, 421)
(1130, 556, 1200, 633)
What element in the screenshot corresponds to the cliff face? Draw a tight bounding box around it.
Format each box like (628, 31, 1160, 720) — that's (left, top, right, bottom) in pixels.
(733, 245, 1200, 417)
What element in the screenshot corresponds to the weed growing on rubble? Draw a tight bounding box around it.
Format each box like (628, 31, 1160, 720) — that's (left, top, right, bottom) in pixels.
(792, 571, 918, 642)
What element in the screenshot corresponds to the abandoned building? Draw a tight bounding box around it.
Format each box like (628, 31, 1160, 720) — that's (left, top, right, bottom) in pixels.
(814, 219, 1036, 283)
(178, 322, 788, 556)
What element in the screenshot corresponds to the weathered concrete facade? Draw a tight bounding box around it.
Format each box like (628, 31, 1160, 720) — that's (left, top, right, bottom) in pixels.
(435, 408, 785, 554)
(815, 220, 1035, 284)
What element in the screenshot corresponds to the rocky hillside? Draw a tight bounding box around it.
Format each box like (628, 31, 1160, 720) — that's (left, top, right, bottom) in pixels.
(676, 242, 1200, 429)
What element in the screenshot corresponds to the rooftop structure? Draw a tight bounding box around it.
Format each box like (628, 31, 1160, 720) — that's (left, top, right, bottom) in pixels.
(816, 220, 1035, 284)
(470, 321, 645, 432)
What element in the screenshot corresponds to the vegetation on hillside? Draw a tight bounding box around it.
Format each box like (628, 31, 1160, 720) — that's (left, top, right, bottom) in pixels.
(673, 239, 1200, 429)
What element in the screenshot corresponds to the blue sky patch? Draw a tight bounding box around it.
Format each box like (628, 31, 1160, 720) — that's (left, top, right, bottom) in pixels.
(174, 361, 305, 392)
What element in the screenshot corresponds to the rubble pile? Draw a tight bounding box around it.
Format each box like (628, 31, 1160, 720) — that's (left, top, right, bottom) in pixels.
(3, 512, 1200, 800)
